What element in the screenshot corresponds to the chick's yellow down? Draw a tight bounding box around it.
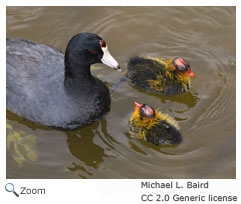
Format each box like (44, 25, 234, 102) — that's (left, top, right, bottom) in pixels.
(129, 102, 182, 145)
(127, 56, 195, 95)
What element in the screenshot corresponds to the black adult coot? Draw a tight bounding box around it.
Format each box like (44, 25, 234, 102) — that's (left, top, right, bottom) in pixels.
(126, 56, 195, 95)
(7, 33, 121, 129)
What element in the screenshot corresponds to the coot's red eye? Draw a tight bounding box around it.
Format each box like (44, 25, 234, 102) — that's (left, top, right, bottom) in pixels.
(100, 40, 106, 48)
(91, 50, 97, 54)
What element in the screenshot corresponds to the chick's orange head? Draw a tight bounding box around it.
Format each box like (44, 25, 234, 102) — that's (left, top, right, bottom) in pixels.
(172, 57, 195, 78)
(134, 102, 155, 118)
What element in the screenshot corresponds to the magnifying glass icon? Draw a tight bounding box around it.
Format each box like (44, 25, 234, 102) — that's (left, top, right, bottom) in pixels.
(5, 183, 19, 197)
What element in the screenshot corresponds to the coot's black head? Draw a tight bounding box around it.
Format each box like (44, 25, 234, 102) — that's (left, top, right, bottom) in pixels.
(172, 57, 195, 77)
(65, 33, 120, 76)
(134, 102, 155, 119)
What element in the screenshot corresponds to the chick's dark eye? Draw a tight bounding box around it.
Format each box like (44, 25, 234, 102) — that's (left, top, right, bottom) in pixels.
(100, 40, 106, 48)
(177, 65, 188, 72)
(140, 107, 146, 117)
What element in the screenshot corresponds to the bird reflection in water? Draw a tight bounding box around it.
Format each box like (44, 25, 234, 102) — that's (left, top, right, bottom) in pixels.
(66, 119, 119, 178)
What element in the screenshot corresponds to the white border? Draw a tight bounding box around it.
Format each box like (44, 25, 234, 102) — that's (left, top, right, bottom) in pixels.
(237, 0, 240, 183)
(0, 0, 7, 185)
(1, 1, 240, 204)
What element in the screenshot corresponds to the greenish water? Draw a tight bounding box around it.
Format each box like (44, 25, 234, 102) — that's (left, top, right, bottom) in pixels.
(7, 6, 236, 178)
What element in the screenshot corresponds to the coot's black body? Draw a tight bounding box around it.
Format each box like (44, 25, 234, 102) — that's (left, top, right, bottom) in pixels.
(7, 33, 120, 129)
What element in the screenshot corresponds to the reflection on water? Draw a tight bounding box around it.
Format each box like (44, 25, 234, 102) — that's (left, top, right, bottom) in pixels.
(159, 92, 200, 110)
(66, 120, 121, 178)
(66, 124, 106, 169)
(135, 88, 200, 112)
(7, 123, 38, 167)
(6, 6, 235, 179)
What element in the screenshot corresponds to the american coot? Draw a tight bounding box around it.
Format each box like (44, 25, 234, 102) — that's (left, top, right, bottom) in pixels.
(129, 102, 182, 145)
(126, 56, 195, 95)
(7, 33, 120, 129)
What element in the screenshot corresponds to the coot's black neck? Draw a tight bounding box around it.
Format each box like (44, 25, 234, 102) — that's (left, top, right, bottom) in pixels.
(64, 49, 95, 80)
(64, 50, 97, 93)
(64, 63, 93, 80)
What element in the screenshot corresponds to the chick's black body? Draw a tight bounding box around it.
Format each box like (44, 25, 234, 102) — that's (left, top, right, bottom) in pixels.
(145, 119, 182, 145)
(127, 56, 191, 95)
(6, 33, 116, 129)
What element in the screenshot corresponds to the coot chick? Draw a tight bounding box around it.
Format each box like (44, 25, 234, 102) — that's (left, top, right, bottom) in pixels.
(7, 33, 120, 129)
(127, 56, 195, 95)
(129, 102, 182, 145)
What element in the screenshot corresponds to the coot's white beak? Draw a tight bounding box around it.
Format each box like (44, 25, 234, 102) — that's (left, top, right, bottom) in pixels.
(101, 47, 121, 71)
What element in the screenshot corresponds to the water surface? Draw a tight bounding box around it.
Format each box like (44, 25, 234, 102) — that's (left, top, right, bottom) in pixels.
(6, 6, 236, 178)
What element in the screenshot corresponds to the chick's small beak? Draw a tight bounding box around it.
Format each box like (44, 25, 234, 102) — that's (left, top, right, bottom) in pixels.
(184, 68, 195, 78)
(134, 102, 143, 110)
(188, 71, 195, 78)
